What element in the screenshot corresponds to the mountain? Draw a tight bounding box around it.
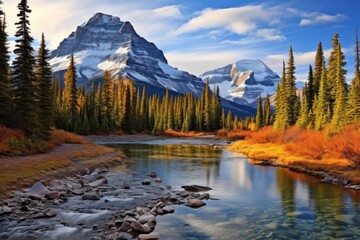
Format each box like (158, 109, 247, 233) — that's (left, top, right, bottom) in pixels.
(49, 13, 205, 96)
(49, 13, 256, 117)
(199, 60, 280, 107)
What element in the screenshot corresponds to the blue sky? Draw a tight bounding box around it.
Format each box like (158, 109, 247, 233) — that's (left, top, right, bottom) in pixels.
(3, 0, 359, 81)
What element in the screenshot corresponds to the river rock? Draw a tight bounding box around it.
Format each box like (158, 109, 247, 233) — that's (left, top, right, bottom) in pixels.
(115, 219, 123, 227)
(138, 232, 160, 240)
(83, 173, 101, 182)
(117, 232, 133, 240)
(185, 199, 206, 208)
(45, 191, 60, 200)
(149, 172, 157, 178)
(89, 178, 108, 187)
(122, 182, 131, 189)
(33, 208, 57, 219)
(21, 198, 31, 206)
(82, 191, 100, 200)
(154, 177, 162, 183)
(119, 221, 132, 232)
(198, 193, 210, 200)
(71, 189, 84, 195)
(0, 206, 12, 215)
(142, 179, 151, 185)
(26, 182, 48, 196)
(131, 221, 152, 233)
(162, 206, 175, 213)
(181, 185, 212, 192)
(138, 213, 156, 224)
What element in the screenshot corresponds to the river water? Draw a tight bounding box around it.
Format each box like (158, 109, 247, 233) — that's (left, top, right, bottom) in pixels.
(110, 138, 360, 239)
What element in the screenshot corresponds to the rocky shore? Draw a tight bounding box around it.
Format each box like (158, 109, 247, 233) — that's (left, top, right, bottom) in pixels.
(0, 163, 213, 240)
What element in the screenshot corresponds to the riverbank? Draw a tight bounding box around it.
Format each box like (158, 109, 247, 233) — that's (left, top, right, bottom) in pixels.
(229, 140, 360, 189)
(0, 142, 126, 200)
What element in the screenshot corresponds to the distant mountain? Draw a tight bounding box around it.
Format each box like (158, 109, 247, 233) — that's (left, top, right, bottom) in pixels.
(49, 13, 256, 116)
(199, 60, 280, 107)
(49, 13, 204, 96)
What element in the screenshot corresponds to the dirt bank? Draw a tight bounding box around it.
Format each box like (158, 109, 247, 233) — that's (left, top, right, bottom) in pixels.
(0, 143, 126, 200)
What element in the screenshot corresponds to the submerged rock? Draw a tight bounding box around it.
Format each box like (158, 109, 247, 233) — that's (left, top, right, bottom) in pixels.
(138, 232, 160, 240)
(89, 178, 108, 187)
(149, 172, 157, 178)
(82, 191, 100, 200)
(142, 179, 151, 185)
(185, 199, 206, 208)
(181, 185, 212, 192)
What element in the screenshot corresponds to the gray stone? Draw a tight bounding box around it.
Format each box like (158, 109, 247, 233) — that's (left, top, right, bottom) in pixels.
(83, 173, 100, 182)
(122, 182, 131, 189)
(27, 182, 48, 196)
(142, 179, 151, 185)
(198, 193, 210, 200)
(138, 232, 160, 240)
(181, 185, 212, 192)
(149, 172, 157, 178)
(117, 232, 133, 240)
(131, 221, 151, 233)
(138, 213, 156, 224)
(88, 178, 108, 187)
(162, 206, 175, 214)
(119, 221, 132, 232)
(115, 219, 123, 227)
(82, 191, 100, 200)
(45, 191, 60, 200)
(185, 199, 206, 208)
(0, 206, 12, 215)
(33, 208, 57, 219)
(154, 177, 162, 183)
(21, 198, 31, 206)
(71, 189, 84, 195)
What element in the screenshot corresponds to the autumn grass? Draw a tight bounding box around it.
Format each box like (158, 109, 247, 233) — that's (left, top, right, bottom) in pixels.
(216, 129, 251, 140)
(164, 129, 212, 137)
(229, 124, 360, 185)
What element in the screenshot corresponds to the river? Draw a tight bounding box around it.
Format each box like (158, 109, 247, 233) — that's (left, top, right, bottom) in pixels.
(111, 138, 360, 239)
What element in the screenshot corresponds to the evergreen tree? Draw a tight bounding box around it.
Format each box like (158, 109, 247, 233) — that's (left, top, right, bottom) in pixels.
(313, 42, 324, 95)
(296, 90, 309, 129)
(255, 94, 263, 130)
(263, 94, 271, 126)
(346, 28, 360, 123)
(203, 80, 211, 131)
(305, 65, 315, 111)
(63, 54, 78, 128)
(314, 62, 330, 130)
(35, 33, 52, 139)
(286, 46, 298, 125)
(0, 5, 12, 127)
(274, 61, 288, 129)
(12, 0, 38, 137)
(331, 43, 347, 131)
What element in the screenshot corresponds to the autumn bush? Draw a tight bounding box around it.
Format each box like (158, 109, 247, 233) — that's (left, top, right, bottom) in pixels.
(164, 130, 207, 137)
(48, 129, 84, 147)
(246, 126, 282, 143)
(0, 126, 24, 154)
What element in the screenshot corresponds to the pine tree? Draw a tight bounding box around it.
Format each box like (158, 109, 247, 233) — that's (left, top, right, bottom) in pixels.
(0, 5, 12, 127)
(314, 62, 330, 130)
(346, 28, 360, 124)
(274, 61, 288, 129)
(296, 89, 309, 129)
(12, 0, 39, 137)
(64, 54, 78, 129)
(331, 43, 347, 131)
(203, 80, 211, 131)
(328, 33, 347, 115)
(263, 94, 271, 126)
(255, 94, 263, 130)
(313, 42, 324, 95)
(35, 33, 52, 139)
(286, 46, 298, 125)
(305, 65, 315, 111)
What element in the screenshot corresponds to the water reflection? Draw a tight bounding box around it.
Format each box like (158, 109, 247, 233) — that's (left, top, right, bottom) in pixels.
(111, 142, 360, 239)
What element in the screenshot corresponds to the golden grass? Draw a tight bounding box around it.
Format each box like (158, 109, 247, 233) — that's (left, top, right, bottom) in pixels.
(164, 130, 211, 137)
(0, 143, 119, 199)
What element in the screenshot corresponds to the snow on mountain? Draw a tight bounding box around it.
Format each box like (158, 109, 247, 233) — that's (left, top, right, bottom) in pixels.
(199, 59, 280, 106)
(49, 13, 204, 96)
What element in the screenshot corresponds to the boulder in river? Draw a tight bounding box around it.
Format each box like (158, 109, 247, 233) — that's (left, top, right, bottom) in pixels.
(142, 179, 151, 185)
(45, 191, 60, 200)
(138, 232, 160, 240)
(131, 221, 152, 233)
(88, 178, 108, 187)
(149, 172, 157, 178)
(138, 212, 156, 224)
(162, 206, 175, 214)
(185, 199, 206, 208)
(26, 182, 48, 196)
(83, 172, 101, 182)
(181, 185, 212, 192)
(122, 182, 131, 189)
(33, 208, 57, 219)
(82, 191, 100, 200)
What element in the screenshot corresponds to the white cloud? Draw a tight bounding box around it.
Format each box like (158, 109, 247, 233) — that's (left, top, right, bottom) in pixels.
(175, 5, 281, 36)
(255, 28, 286, 41)
(287, 8, 347, 26)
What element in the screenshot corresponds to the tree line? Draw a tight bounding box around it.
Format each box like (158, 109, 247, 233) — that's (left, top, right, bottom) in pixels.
(254, 31, 360, 132)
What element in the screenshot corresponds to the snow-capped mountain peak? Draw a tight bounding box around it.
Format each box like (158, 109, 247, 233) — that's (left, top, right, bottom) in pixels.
(200, 59, 280, 105)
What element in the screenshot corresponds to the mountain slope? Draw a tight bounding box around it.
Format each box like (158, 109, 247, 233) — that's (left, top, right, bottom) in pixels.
(200, 59, 280, 106)
(49, 13, 204, 96)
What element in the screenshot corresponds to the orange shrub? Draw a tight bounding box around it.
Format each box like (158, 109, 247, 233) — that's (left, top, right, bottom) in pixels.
(216, 129, 228, 138)
(0, 126, 24, 154)
(49, 129, 84, 147)
(285, 129, 326, 159)
(226, 129, 251, 140)
(164, 130, 207, 137)
(246, 127, 282, 143)
(327, 124, 360, 163)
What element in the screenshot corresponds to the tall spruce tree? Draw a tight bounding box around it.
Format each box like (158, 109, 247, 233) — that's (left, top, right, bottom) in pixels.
(63, 54, 78, 129)
(255, 94, 263, 130)
(313, 42, 324, 95)
(12, 0, 38, 137)
(203, 80, 211, 131)
(296, 89, 309, 129)
(286, 46, 298, 125)
(306, 65, 315, 111)
(314, 62, 330, 130)
(263, 94, 271, 126)
(274, 61, 287, 129)
(0, 3, 12, 127)
(346, 28, 360, 124)
(35, 33, 52, 139)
